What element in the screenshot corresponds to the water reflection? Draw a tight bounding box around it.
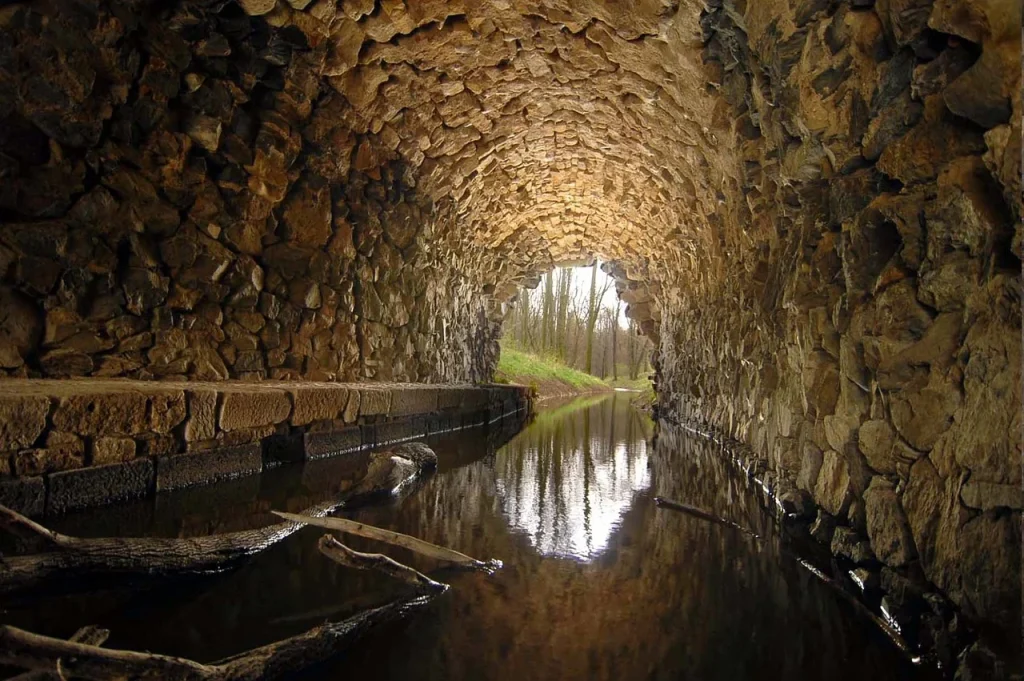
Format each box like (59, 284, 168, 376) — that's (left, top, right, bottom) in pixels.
(496, 394, 652, 559)
(1, 395, 939, 681)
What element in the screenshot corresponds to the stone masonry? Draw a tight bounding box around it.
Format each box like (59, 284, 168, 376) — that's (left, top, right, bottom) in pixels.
(0, 0, 1019, 669)
(0, 379, 530, 514)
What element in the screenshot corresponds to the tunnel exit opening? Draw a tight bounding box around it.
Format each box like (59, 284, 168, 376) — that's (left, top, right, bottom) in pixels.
(496, 260, 653, 388)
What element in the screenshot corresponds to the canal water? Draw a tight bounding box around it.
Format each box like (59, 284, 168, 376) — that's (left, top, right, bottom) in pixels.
(2, 393, 936, 680)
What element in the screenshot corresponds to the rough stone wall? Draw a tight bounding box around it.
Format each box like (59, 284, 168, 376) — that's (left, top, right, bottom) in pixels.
(0, 0, 498, 383)
(655, 0, 1021, 645)
(0, 0, 1020, 657)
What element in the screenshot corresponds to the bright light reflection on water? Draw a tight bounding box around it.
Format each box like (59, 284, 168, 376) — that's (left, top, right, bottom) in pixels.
(494, 395, 651, 559)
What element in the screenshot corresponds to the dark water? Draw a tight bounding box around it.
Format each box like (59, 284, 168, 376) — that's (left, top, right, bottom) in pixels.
(2, 394, 936, 681)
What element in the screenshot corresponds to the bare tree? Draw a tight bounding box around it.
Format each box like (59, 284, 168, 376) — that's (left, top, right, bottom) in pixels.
(584, 263, 613, 374)
(611, 299, 620, 381)
(554, 269, 571, 360)
(540, 271, 553, 353)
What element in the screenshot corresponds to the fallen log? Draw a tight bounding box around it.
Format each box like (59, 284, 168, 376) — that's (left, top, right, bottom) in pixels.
(272, 511, 500, 571)
(0, 594, 433, 681)
(0, 443, 438, 597)
(317, 534, 447, 593)
(6, 625, 109, 681)
(0, 475, 463, 681)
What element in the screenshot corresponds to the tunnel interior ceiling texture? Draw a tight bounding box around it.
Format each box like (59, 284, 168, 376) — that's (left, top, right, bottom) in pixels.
(0, 0, 729, 385)
(320, 0, 728, 278)
(0, 0, 1022, 664)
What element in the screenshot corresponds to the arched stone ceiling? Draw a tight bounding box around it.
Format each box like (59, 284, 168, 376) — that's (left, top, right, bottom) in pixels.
(295, 0, 737, 277)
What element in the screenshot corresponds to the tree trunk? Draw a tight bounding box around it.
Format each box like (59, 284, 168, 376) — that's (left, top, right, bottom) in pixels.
(541, 271, 553, 353)
(0, 594, 435, 681)
(519, 287, 530, 347)
(0, 444, 437, 597)
(584, 262, 598, 373)
(555, 269, 570, 360)
(611, 299, 620, 381)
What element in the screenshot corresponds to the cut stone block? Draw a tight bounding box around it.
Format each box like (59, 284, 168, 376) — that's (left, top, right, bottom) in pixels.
(304, 426, 362, 460)
(47, 459, 154, 514)
(156, 444, 261, 492)
(219, 390, 291, 431)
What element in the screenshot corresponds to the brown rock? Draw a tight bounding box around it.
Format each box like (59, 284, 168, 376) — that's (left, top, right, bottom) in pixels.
(0, 287, 41, 369)
(356, 386, 390, 418)
(858, 419, 897, 474)
(291, 386, 350, 426)
(150, 391, 187, 433)
(185, 390, 217, 441)
(902, 457, 955, 579)
(123, 268, 170, 315)
(45, 431, 85, 464)
(814, 449, 851, 516)
(283, 177, 333, 247)
(796, 441, 823, 492)
(138, 434, 178, 457)
(40, 349, 95, 376)
(239, 0, 277, 15)
(957, 510, 1021, 630)
(877, 96, 986, 184)
(52, 392, 149, 437)
(219, 390, 292, 431)
(92, 437, 137, 465)
(289, 280, 322, 309)
(960, 480, 1022, 511)
(890, 374, 962, 452)
(863, 477, 916, 567)
(186, 115, 222, 152)
(0, 395, 50, 451)
(13, 433, 84, 475)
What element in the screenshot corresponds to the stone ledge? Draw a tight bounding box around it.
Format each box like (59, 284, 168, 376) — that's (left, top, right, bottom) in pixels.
(156, 444, 262, 493)
(0, 476, 45, 516)
(0, 379, 531, 515)
(47, 459, 155, 515)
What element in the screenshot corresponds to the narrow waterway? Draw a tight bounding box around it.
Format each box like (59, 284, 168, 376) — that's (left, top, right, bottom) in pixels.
(2, 394, 936, 680)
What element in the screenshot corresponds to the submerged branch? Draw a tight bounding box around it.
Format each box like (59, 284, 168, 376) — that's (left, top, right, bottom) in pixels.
(653, 497, 760, 537)
(273, 511, 499, 571)
(0, 443, 451, 679)
(0, 445, 438, 597)
(0, 595, 434, 681)
(0, 625, 218, 681)
(653, 496, 917, 661)
(317, 535, 448, 594)
(6, 626, 110, 681)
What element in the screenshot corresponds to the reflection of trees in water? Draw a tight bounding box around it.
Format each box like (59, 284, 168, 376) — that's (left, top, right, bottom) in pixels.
(339, 399, 924, 681)
(494, 394, 653, 558)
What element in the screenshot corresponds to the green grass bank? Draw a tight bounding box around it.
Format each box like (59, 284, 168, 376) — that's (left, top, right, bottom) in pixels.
(493, 348, 610, 398)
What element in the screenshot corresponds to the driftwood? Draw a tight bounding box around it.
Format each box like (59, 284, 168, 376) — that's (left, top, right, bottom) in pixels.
(0, 444, 438, 597)
(6, 625, 110, 681)
(653, 497, 760, 538)
(0, 595, 433, 681)
(654, 496, 917, 659)
(317, 534, 448, 593)
(0, 443, 463, 681)
(273, 511, 500, 571)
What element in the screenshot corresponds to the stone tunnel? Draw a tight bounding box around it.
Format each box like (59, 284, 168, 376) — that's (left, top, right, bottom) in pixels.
(0, 0, 1020, 672)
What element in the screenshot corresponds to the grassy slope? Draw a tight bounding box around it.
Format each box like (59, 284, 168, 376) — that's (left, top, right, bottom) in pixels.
(493, 348, 609, 396)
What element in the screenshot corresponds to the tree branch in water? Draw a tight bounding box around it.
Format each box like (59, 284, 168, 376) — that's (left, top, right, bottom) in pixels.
(274, 511, 500, 572)
(0, 444, 438, 597)
(318, 534, 448, 594)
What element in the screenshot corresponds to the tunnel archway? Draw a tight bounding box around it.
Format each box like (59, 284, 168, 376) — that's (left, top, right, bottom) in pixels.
(0, 0, 1020, 670)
